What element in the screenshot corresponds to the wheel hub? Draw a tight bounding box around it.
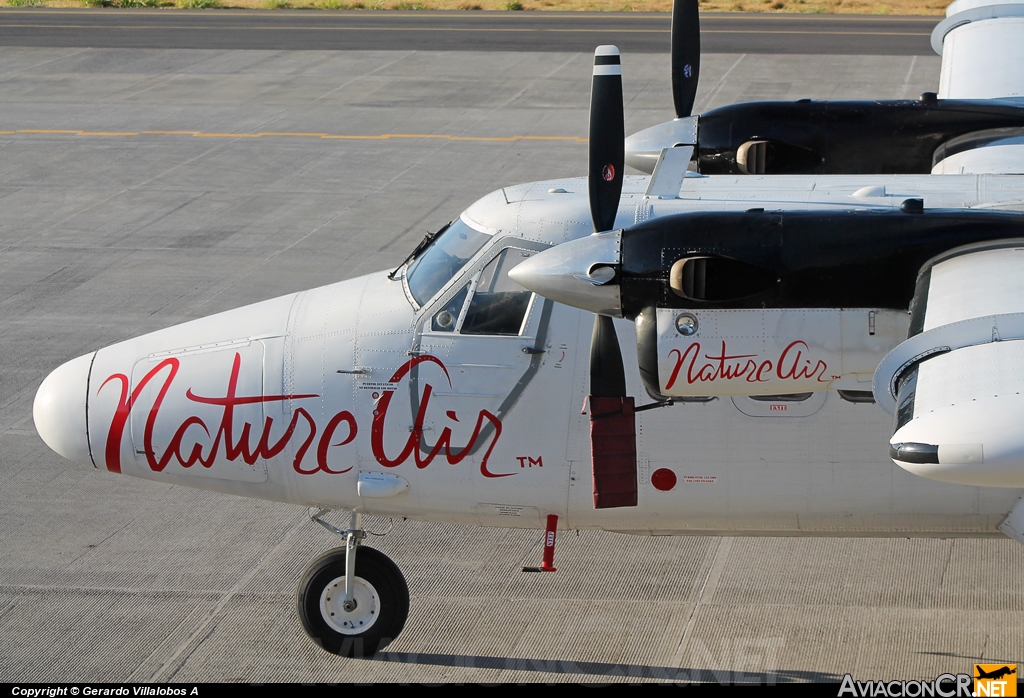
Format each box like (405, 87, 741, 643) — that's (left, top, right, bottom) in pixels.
(320, 576, 380, 635)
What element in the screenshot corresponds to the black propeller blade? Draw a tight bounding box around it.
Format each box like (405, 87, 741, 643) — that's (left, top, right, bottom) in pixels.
(671, 0, 701, 119)
(589, 46, 625, 234)
(590, 315, 627, 399)
(586, 46, 637, 510)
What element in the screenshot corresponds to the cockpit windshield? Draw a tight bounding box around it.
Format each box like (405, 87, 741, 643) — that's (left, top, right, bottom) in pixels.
(406, 217, 490, 305)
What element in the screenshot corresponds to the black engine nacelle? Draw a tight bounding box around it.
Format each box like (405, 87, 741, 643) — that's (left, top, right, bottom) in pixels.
(696, 97, 1024, 175)
(625, 97, 1024, 176)
(618, 209, 1024, 398)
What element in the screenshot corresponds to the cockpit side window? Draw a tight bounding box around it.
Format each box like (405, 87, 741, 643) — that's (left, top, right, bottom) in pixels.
(406, 218, 490, 306)
(461, 248, 535, 336)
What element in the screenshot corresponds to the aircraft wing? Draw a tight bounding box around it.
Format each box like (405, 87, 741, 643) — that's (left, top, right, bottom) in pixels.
(875, 241, 1024, 488)
(932, 0, 1024, 174)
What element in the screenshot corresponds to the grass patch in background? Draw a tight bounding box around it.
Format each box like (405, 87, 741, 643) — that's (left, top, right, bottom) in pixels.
(0, 0, 951, 15)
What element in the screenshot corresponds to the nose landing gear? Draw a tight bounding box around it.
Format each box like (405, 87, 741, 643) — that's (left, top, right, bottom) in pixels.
(297, 512, 409, 657)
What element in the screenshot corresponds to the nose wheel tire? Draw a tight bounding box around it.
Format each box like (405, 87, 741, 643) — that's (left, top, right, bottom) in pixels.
(297, 546, 409, 657)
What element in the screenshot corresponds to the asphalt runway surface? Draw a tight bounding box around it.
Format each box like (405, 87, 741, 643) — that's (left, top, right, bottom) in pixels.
(0, 8, 939, 54)
(0, 24, 1022, 685)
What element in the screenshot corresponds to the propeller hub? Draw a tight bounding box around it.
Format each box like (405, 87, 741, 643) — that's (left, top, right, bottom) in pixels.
(508, 231, 623, 317)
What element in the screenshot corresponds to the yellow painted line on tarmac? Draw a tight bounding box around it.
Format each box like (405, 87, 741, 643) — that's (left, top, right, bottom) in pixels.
(17, 129, 140, 136)
(251, 132, 334, 137)
(8, 129, 587, 143)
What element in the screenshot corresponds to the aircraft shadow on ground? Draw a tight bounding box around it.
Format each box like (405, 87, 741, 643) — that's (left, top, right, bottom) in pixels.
(920, 651, 1022, 664)
(371, 652, 839, 682)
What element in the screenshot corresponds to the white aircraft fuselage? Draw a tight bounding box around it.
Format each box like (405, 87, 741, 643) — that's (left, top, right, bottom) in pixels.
(30, 0, 1024, 657)
(35, 172, 1024, 538)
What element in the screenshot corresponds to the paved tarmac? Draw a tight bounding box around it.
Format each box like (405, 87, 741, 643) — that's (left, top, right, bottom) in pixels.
(0, 9, 939, 54)
(0, 41, 1021, 683)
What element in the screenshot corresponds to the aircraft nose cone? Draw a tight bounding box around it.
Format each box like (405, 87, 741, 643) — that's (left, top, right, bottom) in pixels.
(508, 231, 623, 316)
(33, 353, 95, 468)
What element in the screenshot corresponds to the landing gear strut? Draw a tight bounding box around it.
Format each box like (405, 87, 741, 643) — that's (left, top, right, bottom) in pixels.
(297, 511, 409, 657)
